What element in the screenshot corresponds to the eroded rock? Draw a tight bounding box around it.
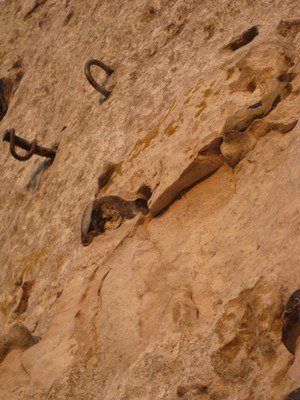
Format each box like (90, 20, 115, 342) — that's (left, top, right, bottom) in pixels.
(150, 151, 223, 216)
(277, 19, 300, 39)
(221, 81, 293, 166)
(226, 26, 259, 51)
(230, 42, 294, 93)
(211, 279, 284, 383)
(0, 324, 40, 364)
(81, 195, 149, 246)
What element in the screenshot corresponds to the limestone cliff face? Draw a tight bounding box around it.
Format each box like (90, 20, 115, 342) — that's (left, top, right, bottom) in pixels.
(0, 0, 300, 399)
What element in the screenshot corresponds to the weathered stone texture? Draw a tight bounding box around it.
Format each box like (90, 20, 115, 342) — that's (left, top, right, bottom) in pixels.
(0, 0, 300, 399)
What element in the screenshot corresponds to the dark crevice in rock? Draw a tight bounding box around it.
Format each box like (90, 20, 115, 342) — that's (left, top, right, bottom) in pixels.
(198, 137, 223, 155)
(248, 101, 262, 109)
(0, 78, 12, 120)
(97, 162, 116, 193)
(136, 184, 152, 200)
(247, 81, 257, 93)
(281, 289, 300, 355)
(285, 388, 300, 400)
(0, 60, 24, 121)
(226, 26, 258, 51)
(14, 280, 35, 314)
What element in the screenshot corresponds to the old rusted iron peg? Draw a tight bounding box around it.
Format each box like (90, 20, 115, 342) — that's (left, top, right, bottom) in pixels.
(84, 59, 114, 102)
(2, 128, 57, 161)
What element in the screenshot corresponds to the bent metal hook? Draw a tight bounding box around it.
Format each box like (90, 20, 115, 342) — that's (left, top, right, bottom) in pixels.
(3, 128, 57, 161)
(84, 59, 114, 100)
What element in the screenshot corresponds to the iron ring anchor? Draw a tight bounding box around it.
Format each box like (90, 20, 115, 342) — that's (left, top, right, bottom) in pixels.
(84, 59, 114, 101)
(3, 128, 57, 161)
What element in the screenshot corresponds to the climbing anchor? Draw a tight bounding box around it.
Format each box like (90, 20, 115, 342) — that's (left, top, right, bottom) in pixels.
(84, 59, 114, 101)
(2, 128, 57, 161)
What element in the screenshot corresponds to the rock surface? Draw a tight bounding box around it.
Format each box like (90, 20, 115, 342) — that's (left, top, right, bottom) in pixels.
(0, 0, 300, 399)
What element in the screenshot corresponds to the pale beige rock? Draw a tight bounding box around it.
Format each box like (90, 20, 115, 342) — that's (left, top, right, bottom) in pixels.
(220, 131, 257, 167)
(149, 151, 224, 216)
(0, 0, 300, 399)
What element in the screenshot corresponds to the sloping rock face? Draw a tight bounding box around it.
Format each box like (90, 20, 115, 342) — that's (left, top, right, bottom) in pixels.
(0, 0, 300, 399)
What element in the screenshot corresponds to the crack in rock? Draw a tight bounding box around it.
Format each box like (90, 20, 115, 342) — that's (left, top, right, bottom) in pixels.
(149, 140, 223, 217)
(226, 26, 259, 51)
(220, 80, 295, 167)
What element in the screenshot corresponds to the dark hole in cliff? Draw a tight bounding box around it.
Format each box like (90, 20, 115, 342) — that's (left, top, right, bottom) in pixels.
(278, 72, 297, 82)
(248, 101, 262, 109)
(134, 198, 149, 215)
(227, 26, 258, 51)
(247, 81, 257, 92)
(285, 387, 300, 400)
(137, 184, 152, 200)
(198, 137, 223, 155)
(270, 95, 281, 111)
(0, 78, 12, 120)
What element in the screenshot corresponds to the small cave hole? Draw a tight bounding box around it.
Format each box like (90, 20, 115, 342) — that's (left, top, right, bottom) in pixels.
(226, 26, 259, 51)
(177, 386, 187, 397)
(135, 185, 152, 216)
(136, 184, 152, 200)
(0, 78, 12, 120)
(278, 72, 297, 82)
(148, 6, 156, 15)
(247, 81, 257, 92)
(134, 198, 149, 215)
(248, 100, 262, 109)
